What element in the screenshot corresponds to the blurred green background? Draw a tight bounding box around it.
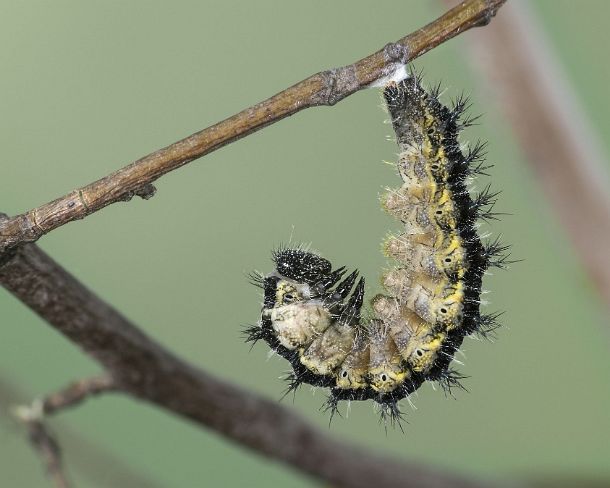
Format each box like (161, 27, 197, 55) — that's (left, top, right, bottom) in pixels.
(1, 1, 609, 487)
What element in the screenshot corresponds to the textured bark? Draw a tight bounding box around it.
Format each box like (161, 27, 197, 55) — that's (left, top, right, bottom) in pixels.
(0, 0, 506, 255)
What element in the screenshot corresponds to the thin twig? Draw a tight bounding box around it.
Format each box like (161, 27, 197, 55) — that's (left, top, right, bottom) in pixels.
(0, 375, 166, 488)
(0, 244, 516, 488)
(14, 405, 70, 488)
(41, 375, 116, 416)
(12, 376, 116, 488)
(458, 0, 610, 314)
(26, 421, 70, 488)
(0, 0, 506, 255)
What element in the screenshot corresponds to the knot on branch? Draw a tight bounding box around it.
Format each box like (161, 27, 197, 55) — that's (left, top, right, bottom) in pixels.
(475, 0, 506, 27)
(134, 183, 157, 200)
(120, 183, 157, 202)
(317, 65, 359, 106)
(383, 42, 409, 65)
(0, 213, 29, 262)
(13, 399, 45, 423)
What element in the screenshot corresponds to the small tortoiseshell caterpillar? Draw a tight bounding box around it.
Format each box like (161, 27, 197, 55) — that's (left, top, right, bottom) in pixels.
(246, 73, 508, 425)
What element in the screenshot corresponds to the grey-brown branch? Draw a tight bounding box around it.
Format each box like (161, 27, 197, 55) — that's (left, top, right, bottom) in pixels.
(24, 420, 70, 488)
(0, 0, 506, 254)
(0, 1, 510, 487)
(39, 376, 116, 416)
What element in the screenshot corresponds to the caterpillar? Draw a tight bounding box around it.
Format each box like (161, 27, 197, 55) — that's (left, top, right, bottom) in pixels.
(246, 73, 508, 425)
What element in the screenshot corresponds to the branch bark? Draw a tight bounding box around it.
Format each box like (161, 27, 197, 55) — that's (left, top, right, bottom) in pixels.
(0, 244, 513, 488)
(0, 0, 506, 255)
(23, 420, 70, 488)
(38, 376, 116, 416)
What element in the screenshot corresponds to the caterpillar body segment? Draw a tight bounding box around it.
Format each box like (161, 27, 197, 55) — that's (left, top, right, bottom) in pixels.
(247, 74, 505, 425)
(335, 331, 370, 390)
(268, 299, 332, 350)
(299, 322, 357, 376)
(367, 322, 410, 394)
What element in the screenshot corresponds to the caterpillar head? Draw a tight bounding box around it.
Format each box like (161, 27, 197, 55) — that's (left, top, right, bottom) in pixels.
(260, 254, 327, 350)
(262, 276, 332, 350)
(262, 249, 359, 351)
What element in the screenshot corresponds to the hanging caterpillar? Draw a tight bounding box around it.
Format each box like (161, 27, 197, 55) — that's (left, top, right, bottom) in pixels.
(246, 73, 508, 424)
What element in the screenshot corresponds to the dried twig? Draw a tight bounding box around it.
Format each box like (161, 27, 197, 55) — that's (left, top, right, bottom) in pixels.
(0, 376, 165, 488)
(14, 404, 71, 488)
(459, 0, 610, 313)
(12, 376, 116, 488)
(0, 0, 506, 255)
(25, 421, 70, 488)
(39, 375, 116, 416)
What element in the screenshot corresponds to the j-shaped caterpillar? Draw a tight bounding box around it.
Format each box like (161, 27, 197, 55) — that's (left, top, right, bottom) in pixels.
(246, 73, 508, 424)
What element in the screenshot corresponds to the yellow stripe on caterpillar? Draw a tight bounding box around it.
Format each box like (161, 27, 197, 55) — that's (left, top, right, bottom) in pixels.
(410, 279, 465, 330)
(368, 322, 410, 394)
(335, 333, 370, 390)
(379, 268, 465, 330)
(383, 233, 467, 280)
(383, 186, 458, 236)
(403, 328, 447, 374)
(397, 141, 450, 187)
(368, 300, 444, 374)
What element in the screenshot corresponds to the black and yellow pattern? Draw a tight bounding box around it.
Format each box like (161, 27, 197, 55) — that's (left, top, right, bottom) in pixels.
(246, 74, 507, 424)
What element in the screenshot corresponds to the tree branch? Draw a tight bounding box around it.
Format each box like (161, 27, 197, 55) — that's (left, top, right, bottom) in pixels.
(0, 375, 166, 488)
(0, 0, 506, 255)
(14, 404, 71, 488)
(0, 243, 513, 488)
(25, 421, 70, 488)
(12, 376, 115, 488)
(39, 376, 117, 416)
